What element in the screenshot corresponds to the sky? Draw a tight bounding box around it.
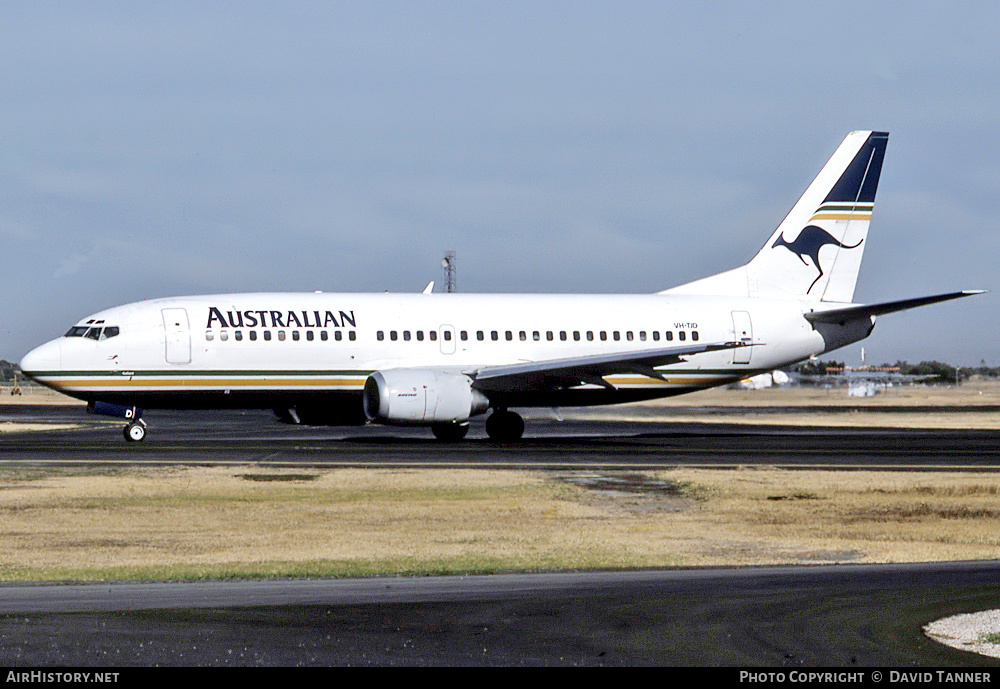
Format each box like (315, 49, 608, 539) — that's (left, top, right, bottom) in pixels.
(2, 2, 998, 366)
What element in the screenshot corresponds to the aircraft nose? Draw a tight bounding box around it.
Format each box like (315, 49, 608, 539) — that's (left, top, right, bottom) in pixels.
(19, 339, 61, 379)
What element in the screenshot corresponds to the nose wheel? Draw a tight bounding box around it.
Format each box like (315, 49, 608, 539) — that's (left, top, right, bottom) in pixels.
(123, 420, 147, 442)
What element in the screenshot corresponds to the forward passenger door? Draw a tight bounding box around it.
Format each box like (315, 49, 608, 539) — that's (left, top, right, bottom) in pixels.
(162, 308, 192, 365)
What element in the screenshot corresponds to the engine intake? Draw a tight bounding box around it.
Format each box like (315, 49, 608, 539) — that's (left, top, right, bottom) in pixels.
(364, 369, 488, 425)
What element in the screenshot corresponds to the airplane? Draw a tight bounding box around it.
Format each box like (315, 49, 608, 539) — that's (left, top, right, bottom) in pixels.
(19, 131, 983, 442)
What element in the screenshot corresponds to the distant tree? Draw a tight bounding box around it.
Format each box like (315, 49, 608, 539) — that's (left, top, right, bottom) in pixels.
(796, 360, 844, 376)
(0, 360, 16, 382)
(893, 360, 963, 384)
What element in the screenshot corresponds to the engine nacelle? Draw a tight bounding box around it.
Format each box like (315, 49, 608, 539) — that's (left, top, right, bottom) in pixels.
(363, 369, 489, 425)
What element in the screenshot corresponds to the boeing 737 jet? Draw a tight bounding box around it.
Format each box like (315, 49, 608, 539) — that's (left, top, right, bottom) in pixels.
(20, 131, 982, 441)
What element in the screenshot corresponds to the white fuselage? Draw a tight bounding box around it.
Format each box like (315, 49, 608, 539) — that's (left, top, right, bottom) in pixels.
(21, 291, 830, 414)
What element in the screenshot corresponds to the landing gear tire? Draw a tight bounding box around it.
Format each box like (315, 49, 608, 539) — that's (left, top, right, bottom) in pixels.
(485, 410, 524, 442)
(432, 421, 469, 442)
(123, 421, 147, 443)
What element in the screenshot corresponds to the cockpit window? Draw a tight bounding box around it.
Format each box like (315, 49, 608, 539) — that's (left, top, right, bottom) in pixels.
(65, 325, 120, 340)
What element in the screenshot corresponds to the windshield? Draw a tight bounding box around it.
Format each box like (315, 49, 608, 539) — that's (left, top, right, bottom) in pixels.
(65, 325, 120, 340)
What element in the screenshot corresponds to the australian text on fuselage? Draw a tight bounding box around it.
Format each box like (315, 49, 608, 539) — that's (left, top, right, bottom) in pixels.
(206, 307, 357, 330)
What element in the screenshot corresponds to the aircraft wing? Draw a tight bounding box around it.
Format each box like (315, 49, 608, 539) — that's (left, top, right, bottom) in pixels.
(805, 290, 985, 325)
(469, 341, 746, 392)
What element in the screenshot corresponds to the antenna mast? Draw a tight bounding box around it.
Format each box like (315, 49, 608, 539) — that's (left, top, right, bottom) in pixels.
(442, 251, 457, 293)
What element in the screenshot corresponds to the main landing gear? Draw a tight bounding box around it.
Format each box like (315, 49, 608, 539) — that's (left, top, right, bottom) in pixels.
(429, 409, 524, 442)
(431, 421, 470, 441)
(485, 409, 524, 442)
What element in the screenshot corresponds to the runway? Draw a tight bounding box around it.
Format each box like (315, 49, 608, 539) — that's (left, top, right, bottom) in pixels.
(3, 404, 1000, 666)
(3, 404, 1000, 470)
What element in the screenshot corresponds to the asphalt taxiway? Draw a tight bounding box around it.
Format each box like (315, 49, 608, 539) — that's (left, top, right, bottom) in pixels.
(2, 562, 1000, 666)
(2, 404, 1000, 666)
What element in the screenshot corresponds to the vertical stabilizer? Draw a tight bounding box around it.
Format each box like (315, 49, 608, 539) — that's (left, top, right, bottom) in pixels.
(662, 131, 888, 303)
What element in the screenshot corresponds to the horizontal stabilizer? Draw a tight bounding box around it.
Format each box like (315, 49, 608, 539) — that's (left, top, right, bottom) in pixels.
(804, 290, 985, 325)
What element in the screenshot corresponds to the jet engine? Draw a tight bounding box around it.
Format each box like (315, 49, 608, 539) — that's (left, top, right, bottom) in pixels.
(363, 369, 489, 425)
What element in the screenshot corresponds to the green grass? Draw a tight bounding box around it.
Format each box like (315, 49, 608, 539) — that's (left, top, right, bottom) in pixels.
(0, 552, 667, 583)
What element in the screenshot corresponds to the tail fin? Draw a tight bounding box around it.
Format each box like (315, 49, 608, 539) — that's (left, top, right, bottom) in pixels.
(663, 131, 888, 303)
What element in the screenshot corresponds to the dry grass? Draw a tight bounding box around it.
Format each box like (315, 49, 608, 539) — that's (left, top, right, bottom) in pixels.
(561, 379, 1000, 429)
(2, 465, 1000, 581)
(3, 382, 1000, 581)
(0, 386, 83, 406)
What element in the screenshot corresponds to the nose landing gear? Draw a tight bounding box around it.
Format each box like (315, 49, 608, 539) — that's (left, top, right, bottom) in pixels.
(88, 401, 147, 443)
(123, 419, 148, 442)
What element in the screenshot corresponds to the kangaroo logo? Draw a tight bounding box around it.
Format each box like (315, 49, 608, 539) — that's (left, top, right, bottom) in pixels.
(772, 225, 863, 293)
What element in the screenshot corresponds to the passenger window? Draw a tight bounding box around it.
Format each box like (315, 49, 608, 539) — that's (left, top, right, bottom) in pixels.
(235, 331, 243, 341)
(349, 331, 356, 341)
(586, 331, 594, 341)
(417, 331, 424, 341)
(505, 331, 512, 341)
(403, 331, 411, 341)
(652, 331, 660, 341)
(559, 331, 567, 341)
(626, 331, 633, 341)
(306, 331, 313, 341)
(263, 331, 271, 341)
(613, 331, 620, 341)
(377, 331, 385, 341)
(430, 331, 437, 341)
(292, 331, 300, 341)
(546, 331, 554, 341)
(533, 331, 540, 341)
(519, 331, 527, 341)
(278, 331, 286, 341)
(573, 331, 580, 341)
(205, 331, 214, 342)
(444, 330, 452, 341)
(477, 331, 485, 341)
(491, 331, 498, 341)
(220, 330, 229, 341)
(250, 331, 258, 341)
(600, 331, 607, 341)
(679, 331, 686, 341)
(460, 331, 468, 341)
(639, 331, 646, 341)
(666, 331, 673, 341)
(321, 331, 328, 341)
(692, 331, 699, 341)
